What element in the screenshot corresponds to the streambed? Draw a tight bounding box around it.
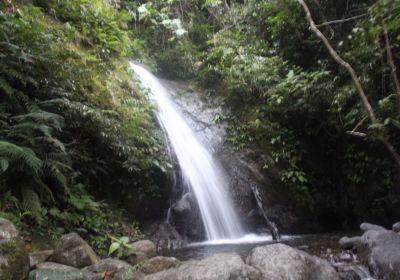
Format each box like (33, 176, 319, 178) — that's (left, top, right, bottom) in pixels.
(164, 234, 341, 261)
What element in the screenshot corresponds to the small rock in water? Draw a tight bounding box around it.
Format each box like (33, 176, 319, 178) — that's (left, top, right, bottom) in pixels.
(392, 222, 400, 233)
(339, 236, 361, 250)
(337, 251, 354, 263)
(360, 222, 386, 232)
(297, 245, 309, 251)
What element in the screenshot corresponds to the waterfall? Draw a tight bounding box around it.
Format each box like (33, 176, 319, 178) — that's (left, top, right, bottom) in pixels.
(131, 62, 244, 240)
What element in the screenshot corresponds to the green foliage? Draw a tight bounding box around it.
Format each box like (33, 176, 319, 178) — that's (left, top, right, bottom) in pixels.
(0, 0, 169, 250)
(135, 0, 400, 223)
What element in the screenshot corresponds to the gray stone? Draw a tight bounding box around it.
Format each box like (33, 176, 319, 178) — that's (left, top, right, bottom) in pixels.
(82, 258, 142, 280)
(51, 233, 99, 268)
(29, 262, 97, 280)
(125, 240, 156, 258)
(246, 243, 340, 280)
(360, 222, 386, 232)
(145, 252, 258, 280)
(339, 236, 361, 250)
(392, 222, 400, 233)
(0, 218, 30, 280)
(123, 251, 148, 266)
(30, 250, 54, 268)
(141, 256, 179, 274)
(358, 229, 400, 280)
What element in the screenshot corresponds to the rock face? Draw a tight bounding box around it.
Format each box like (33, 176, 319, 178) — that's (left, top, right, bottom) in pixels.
(51, 233, 99, 268)
(246, 244, 340, 280)
(358, 228, 400, 279)
(145, 252, 260, 280)
(0, 218, 30, 280)
(147, 222, 188, 251)
(141, 256, 179, 274)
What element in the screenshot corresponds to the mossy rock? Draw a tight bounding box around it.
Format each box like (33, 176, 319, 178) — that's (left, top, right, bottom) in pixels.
(0, 219, 30, 280)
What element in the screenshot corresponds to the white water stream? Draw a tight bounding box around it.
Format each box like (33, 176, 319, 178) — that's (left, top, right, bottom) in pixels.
(131, 63, 244, 240)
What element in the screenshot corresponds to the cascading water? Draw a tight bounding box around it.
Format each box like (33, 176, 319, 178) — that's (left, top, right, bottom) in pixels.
(131, 62, 244, 240)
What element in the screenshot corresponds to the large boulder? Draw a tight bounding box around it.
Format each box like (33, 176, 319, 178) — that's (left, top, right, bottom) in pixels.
(28, 262, 97, 280)
(145, 252, 260, 280)
(82, 258, 144, 280)
(51, 233, 99, 268)
(246, 243, 340, 280)
(0, 218, 30, 280)
(358, 228, 400, 279)
(360, 223, 386, 232)
(140, 256, 179, 274)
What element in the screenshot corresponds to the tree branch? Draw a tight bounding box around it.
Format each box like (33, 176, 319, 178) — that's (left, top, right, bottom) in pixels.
(297, 0, 400, 168)
(316, 14, 367, 27)
(383, 26, 400, 113)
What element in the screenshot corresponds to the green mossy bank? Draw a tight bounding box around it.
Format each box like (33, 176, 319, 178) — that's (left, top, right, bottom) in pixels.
(0, 0, 173, 254)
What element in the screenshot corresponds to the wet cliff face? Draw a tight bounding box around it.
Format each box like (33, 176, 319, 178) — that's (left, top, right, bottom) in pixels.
(160, 80, 318, 235)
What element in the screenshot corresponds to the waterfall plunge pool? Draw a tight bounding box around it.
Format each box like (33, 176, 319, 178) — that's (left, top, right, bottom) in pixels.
(163, 234, 343, 261)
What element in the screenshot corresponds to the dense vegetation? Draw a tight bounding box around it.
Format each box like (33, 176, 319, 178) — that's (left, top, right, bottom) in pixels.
(0, 0, 173, 253)
(137, 0, 400, 229)
(1, 0, 399, 251)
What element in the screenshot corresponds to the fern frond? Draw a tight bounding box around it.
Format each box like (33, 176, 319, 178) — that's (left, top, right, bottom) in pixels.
(0, 77, 14, 95)
(0, 141, 42, 174)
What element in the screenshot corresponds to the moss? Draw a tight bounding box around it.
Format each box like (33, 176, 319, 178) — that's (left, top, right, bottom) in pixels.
(0, 239, 30, 280)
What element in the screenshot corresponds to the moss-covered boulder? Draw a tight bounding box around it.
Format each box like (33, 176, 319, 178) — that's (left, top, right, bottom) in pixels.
(0, 218, 30, 280)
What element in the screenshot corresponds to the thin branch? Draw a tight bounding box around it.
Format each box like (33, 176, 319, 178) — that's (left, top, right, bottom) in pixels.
(383, 26, 400, 113)
(297, 0, 375, 122)
(346, 131, 367, 137)
(316, 14, 367, 27)
(297, 0, 400, 168)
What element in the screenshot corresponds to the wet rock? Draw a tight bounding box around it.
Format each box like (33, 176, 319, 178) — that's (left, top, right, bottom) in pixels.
(147, 222, 187, 251)
(392, 222, 400, 233)
(82, 258, 143, 280)
(168, 193, 205, 240)
(29, 262, 96, 280)
(145, 252, 259, 280)
(0, 218, 30, 280)
(336, 251, 355, 263)
(51, 233, 99, 268)
(246, 243, 340, 280)
(358, 229, 400, 279)
(360, 222, 386, 232)
(339, 236, 361, 250)
(125, 240, 156, 258)
(141, 256, 180, 274)
(335, 263, 373, 280)
(30, 250, 54, 268)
